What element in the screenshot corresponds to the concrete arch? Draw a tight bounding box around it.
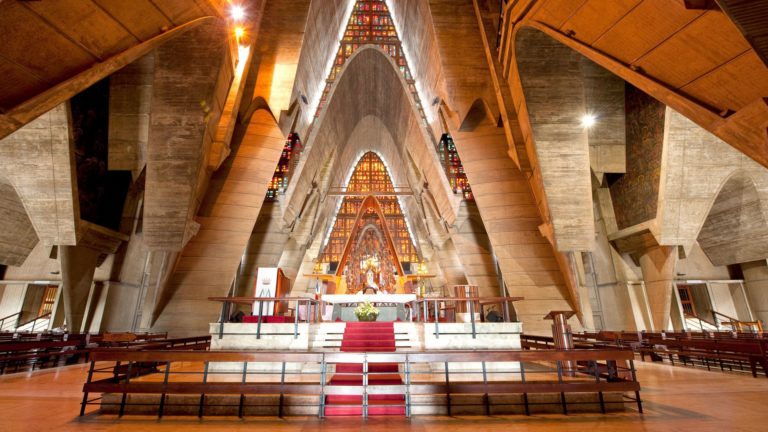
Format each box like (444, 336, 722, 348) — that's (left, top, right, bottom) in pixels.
(314, 127, 430, 262)
(697, 171, 768, 266)
(0, 177, 39, 266)
(282, 45, 456, 229)
(656, 108, 768, 255)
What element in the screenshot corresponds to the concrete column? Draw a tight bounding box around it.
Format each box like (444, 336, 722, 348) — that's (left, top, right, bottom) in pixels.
(741, 260, 768, 325)
(59, 245, 100, 332)
(638, 246, 678, 331)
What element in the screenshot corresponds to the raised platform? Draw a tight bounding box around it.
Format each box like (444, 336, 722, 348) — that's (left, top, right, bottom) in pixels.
(209, 321, 523, 352)
(209, 321, 523, 374)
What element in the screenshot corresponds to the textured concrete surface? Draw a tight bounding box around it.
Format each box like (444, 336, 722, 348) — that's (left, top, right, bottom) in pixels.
(638, 245, 677, 331)
(515, 27, 594, 252)
(0, 181, 39, 266)
(152, 109, 285, 336)
(657, 108, 768, 256)
(143, 20, 232, 251)
(0, 103, 78, 246)
(698, 174, 768, 265)
(283, 47, 456, 229)
(59, 245, 100, 332)
(451, 125, 576, 335)
(741, 260, 768, 325)
(108, 53, 154, 177)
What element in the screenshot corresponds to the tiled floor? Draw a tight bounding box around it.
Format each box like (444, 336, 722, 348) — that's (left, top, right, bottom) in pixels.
(1, 359, 767, 431)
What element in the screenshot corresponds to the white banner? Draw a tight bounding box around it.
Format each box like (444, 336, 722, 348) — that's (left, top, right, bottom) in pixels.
(253, 267, 279, 316)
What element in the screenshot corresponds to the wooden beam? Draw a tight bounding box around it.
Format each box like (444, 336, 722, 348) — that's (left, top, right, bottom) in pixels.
(0, 16, 216, 140)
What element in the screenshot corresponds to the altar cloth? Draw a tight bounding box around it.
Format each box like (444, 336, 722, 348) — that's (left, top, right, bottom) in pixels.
(320, 294, 417, 304)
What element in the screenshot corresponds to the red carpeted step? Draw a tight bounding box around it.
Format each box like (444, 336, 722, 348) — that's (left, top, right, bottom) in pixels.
(335, 363, 399, 373)
(324, 322, 404, 417)
(341, 341, 395, 348)
(340, 332, 396, 339)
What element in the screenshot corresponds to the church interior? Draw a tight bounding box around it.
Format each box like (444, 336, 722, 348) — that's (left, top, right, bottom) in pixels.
(1, 0, 768, 430)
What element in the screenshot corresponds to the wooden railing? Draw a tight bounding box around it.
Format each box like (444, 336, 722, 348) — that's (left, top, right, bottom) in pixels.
(0, 334, 209, 375)
(80, 348, 642, 418)
(712, 311, 764, 333)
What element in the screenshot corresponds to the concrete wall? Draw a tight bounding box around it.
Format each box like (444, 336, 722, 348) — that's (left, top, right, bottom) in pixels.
(98, 282, 141, 332)
(741, 260, 768, 325)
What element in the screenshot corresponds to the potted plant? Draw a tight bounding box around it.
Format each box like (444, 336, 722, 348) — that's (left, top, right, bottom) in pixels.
(354, 301, 379, 322)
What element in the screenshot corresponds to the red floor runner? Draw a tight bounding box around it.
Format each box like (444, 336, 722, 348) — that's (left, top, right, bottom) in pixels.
(325, 322, 405, 416)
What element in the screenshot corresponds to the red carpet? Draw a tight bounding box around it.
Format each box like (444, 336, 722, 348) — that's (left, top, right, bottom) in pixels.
(325, 322, 405, 416)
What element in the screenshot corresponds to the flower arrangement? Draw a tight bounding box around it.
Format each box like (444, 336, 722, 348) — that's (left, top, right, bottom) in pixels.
(354, 300, 379, 322)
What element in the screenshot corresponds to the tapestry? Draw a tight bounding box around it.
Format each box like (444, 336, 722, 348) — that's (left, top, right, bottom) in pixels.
(608, 84, 666, 229)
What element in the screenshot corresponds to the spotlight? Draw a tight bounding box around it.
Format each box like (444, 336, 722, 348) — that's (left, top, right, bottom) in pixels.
(234, 26, 245, 39)
(580, 113, 597, 128)
(230, 4, 245, 21)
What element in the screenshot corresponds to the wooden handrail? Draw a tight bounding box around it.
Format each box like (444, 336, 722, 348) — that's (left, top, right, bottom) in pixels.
(81, 347, 643, 417)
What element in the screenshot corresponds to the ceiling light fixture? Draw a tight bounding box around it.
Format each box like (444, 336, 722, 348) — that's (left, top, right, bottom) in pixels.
(234, 26, 245, 39)
(230, 5, 246, 21)
(580, 113, 597, 128)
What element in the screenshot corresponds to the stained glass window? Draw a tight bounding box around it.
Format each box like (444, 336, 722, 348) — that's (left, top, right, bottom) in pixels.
(313, 0, 428, 127)
(265, 133, 302, 201)
(320, 152, 419, 264)
(438, 134, 473, 200)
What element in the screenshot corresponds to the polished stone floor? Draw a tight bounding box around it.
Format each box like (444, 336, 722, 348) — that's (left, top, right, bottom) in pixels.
(1, 359, 767, 431)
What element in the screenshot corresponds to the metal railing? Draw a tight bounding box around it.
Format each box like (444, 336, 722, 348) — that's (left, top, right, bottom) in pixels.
(80, 348, 642, 418)
(0, 312, 21, 332)
(209, 297, 321, 340)
(412, 296, 523, 339)
(15, 313, 51, 333)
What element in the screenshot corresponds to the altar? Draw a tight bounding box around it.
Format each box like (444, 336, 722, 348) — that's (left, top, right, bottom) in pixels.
(321, 294, 416, 322)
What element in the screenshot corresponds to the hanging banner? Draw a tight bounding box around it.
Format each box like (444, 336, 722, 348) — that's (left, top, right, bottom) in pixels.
(253, 267, 279, 316)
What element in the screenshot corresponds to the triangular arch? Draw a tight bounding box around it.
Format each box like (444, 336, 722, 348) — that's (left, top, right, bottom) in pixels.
(319, 151, 420, 293)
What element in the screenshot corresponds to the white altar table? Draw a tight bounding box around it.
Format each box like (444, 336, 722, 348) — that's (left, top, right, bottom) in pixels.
(320, 294, 417, 304)
(320, 294, 416, 321)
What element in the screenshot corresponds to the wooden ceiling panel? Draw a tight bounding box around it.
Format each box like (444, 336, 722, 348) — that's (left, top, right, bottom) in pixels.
(23, 0, 137, 60)
(681, 51, 768, 112)
(593, 0, 705, 63)
(635, 11, 750, 88)
(560, 0, 642, 44)
(150, 0, 208, 26)
(92, 0, 173, 41)
(0, 2, 94, 83)
(531, 0, 588, 30)
(0, 60, 48, 111)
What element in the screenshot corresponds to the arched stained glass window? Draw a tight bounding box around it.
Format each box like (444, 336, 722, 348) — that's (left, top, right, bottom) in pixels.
(320, 152, 419, 264)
